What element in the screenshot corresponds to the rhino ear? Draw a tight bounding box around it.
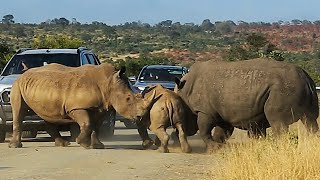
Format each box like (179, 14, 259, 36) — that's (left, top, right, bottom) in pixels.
(114, 66, 126, 79)
(119, 66, 126, 76)
(175, 77, 186, 89)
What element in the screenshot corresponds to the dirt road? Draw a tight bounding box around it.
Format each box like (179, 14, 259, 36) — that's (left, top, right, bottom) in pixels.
(0, 122, 215, 180)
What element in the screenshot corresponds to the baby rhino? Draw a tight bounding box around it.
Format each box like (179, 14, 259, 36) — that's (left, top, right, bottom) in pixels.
(137, 85, 192, 153)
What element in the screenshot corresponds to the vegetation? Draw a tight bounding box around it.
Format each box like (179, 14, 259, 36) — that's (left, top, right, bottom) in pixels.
(0, 14, 319, 84)
(212, 124, 320, 180)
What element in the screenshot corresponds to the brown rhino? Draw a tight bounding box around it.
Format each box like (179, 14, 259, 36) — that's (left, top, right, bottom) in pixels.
(9, 63, 155, 149)
(137, 85, 196, 153)
(175, 58, 319, 149)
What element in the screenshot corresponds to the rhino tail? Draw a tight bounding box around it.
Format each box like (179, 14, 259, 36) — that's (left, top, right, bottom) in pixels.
(167, 101, 174, 127)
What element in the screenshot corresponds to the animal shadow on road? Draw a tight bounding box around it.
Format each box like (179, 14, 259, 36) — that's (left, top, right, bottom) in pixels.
(0, 167, 11, 170)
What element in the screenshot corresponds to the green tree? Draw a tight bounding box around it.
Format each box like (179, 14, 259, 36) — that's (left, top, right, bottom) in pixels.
(32, 35, 83, 49)
(0, 42, 14, 68)
(2, 14, 15, 24)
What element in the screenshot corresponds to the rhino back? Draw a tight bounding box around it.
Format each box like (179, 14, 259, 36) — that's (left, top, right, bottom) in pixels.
(16, 63, 115, 121)
(178, 58, 313, 125)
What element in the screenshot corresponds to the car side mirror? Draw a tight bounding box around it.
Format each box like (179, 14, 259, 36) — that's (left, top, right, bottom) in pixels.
(128, 76, 136, 84)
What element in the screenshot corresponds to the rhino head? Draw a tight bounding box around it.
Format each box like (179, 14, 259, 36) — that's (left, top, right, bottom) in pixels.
(174, 77, 198, 136)
(109, 67, 156, 121)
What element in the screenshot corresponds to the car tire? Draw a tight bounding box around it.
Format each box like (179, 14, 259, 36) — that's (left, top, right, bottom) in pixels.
(123, 120, 137, 129)
(99, 109, 116, 140)
(22, 130, 37, 138)
(70, 123, 80, 142)
(0, 128, 5, 143)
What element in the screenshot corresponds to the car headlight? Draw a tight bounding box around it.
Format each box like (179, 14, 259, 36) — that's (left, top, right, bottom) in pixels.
(0, 89, 11, 103)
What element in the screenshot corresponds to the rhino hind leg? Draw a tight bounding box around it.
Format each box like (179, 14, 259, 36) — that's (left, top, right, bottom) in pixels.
(175, 123, 191, 153)
(152, 127, 170, 153)
(69, 110, 92, 148)
(301, 114, 319, 134)
(212, 125, 234, 143)
(45, 122, 70, 147)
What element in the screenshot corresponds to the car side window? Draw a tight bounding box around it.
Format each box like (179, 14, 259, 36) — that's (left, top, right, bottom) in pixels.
(81, 54, 90, 65)
(86, 54, 98, 65)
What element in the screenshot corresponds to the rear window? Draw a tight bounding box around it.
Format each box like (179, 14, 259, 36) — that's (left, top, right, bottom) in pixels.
(139, 67, 184, 82)
(2, 53, 79, 76)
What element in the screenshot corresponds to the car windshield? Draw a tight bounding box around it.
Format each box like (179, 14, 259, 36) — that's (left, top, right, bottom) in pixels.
(2, 53, 79, 76)
(139, 67, 184, 82)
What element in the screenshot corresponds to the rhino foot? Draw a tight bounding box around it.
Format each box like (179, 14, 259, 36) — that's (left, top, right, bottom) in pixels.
(158, 146, 169, 153)
(181, 145, 192, 153)
(55, 138, 70, 147)
(206, 142, 223, 153)
(76, 137, 91, 149)
(8, 141, 23, 148)
(90, 143, 105, 149)
(142, 139, 154, 149)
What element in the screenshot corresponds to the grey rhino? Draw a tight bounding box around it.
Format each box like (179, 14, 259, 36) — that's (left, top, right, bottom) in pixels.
(9, 63, 155, 149)
(175, 58, 319, 149)
(137, 85, 196, 153)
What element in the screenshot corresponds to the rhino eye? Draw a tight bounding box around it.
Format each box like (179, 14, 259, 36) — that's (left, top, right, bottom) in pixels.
(126, 97, 131, 102)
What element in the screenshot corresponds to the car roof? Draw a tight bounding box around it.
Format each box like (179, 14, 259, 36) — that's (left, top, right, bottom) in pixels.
(18, 49, 80, 55)
(145, 65, 184, 69)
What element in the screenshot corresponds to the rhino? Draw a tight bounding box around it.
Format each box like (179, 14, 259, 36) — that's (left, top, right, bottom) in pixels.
(9, 63, 156, 149)
(136, 85, 197, 153)
(174, 58, 319, 149)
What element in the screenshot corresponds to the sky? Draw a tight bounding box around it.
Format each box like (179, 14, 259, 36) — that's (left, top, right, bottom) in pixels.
(1, 0, 319, 25)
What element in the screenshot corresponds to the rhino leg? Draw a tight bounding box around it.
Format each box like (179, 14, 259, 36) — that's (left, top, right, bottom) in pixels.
(151, 127, 169, 153)
(212, 125, 234, 143)
(8, 111, 24, 148)
(45, 122, 70, 147)
(90, 117, 104, 149)
(301, 116, 319, 134)
(90, 131, 104, 149)
(69, 110, 92, 148)
(9, 87, 26, 148)
(197, 112, 222, 151)
(154, 136, 161, 147)
(175, 123, 191, 153)
(136, 121, 153, 149)
(170, 130, 180, 147)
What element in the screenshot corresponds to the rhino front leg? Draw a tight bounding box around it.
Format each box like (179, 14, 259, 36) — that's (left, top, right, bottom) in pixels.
(175, 123, 191, 153)
(136, 120, 154, 149)
(9, 111, 24, 148)
(45, 122, 70, 147)
(90, 117, 104, 149)
(9, 88, 26, 148)
(69, 110, 92, 149)
(197, 112, 222, 151)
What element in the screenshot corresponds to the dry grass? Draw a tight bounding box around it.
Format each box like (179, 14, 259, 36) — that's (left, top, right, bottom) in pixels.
(211, 121, 320, 180)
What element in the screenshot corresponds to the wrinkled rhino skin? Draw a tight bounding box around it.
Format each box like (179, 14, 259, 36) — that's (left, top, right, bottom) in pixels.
(9, 63, 155, 149)
(175, 58, 319, 149)
(137, 85, 194, 153)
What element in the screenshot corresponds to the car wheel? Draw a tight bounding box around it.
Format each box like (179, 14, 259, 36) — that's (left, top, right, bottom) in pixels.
(0, 128, 5, 143)
(70, 123, 80, 142)
(123, 120, 137, 129)
(22, 130, 37, 138)
(99, 109, 116, 139)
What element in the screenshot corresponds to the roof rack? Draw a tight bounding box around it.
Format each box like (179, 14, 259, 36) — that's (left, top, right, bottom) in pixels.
(16, 48, 32, 54)
(77, 47, 89, 53)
